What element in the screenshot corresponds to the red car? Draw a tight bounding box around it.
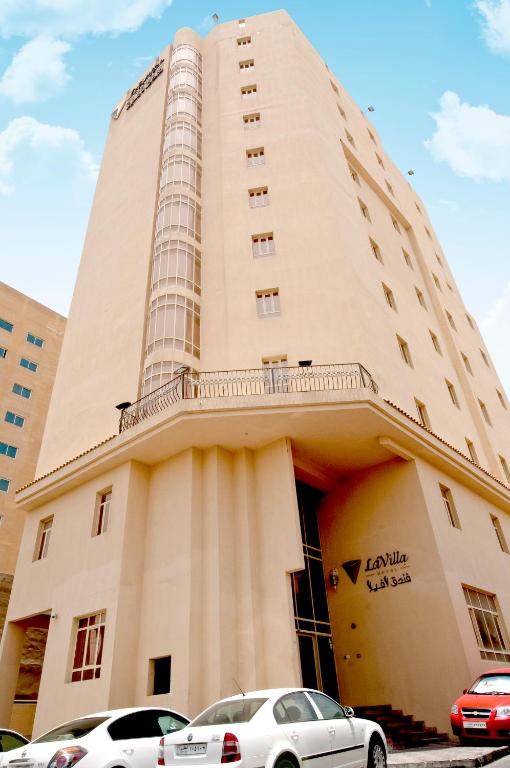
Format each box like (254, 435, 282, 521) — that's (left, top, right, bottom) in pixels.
(451, 668, 510, 743)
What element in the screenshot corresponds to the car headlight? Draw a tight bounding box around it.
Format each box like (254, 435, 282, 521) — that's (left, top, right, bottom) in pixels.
(48, 746, 88, 767)
(495, 706, 510, 719)
(451, 705, 459, 715)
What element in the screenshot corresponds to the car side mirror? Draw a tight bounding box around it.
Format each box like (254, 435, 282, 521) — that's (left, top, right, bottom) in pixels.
(463, 689, 468, 695)
(344, 706, 354, 718)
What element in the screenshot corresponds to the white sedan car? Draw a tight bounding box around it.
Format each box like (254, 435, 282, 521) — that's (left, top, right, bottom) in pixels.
(0, 706, 189, 768)
(157, 688, 387, 768)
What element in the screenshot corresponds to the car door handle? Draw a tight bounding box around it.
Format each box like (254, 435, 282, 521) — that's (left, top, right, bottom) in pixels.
(290, 731, 299, 740)
(122, 749, 134, 755)
(328, 727, 335, 734)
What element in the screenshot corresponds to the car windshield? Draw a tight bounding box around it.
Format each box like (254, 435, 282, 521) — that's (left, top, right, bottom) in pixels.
(32, 717, 109, 743)
(192, 698, 267, 726)
(469, 675, 510, 695)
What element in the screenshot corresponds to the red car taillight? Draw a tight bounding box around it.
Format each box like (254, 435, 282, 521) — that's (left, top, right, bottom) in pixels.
(221, 732, 241, 763)
(158, 736, 166, 765)
(48, 746, 88, 768)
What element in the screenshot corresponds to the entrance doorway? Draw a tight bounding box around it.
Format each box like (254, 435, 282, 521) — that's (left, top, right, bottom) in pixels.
(291, 481, 339, 701)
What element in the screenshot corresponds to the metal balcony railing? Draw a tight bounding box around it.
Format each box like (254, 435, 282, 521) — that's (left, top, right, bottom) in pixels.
(119, 363, 378, 433)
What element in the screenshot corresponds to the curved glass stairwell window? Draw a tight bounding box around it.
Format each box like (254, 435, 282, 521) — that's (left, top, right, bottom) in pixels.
(167, 90, 202, 124)
(169, 64, 202, 96)
(164, 121, 202, 158)
(146, 294, 200, 357)
(152, 240, 201, 294)
(171, 44, 202, 70)
(156, 195, 201, 241)
(160, 155, 202, 196)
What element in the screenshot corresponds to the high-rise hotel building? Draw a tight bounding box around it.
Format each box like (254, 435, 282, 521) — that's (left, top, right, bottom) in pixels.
(1, 10, 509, 740)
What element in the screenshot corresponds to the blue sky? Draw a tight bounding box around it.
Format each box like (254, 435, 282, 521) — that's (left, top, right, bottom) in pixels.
(0, 0, 509, 389)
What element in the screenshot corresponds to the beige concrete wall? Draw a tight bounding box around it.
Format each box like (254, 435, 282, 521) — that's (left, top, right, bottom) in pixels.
(320, 458, 470, 733)
(0, 282, 65, 635)
(36, 51, 170, 477)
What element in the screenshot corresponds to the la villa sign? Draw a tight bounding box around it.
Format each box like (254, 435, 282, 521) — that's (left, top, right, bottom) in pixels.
(364, 550, 412, 594)
(112, 56, 165, 119)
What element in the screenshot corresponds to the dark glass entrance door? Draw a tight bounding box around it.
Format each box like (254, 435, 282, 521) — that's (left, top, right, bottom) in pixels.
(291, 481, 339, 701)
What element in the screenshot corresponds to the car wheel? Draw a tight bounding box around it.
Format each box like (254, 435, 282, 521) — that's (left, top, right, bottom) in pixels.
(275, 756, 298, 768)
(367, 736, 386, 768)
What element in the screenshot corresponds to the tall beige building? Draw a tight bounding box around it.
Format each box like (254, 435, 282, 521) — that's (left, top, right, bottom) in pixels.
(0, 283, 65, 730)
(1, 10, 510, 743)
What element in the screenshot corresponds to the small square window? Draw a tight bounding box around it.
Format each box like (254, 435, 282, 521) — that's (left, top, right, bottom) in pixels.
(440, 484, 461, 529)
(246, 147, 264, 166)
(491, 515, 509, 554)
(345, 129, 355, 148)
(5, 411, 25, 428)
(0, 318, 13, 333)
(500, 455, 510, 485)
(241, 84, 257, 98)
(391, 216, 401, 233)
(480, 349, 490, 367)
(20, 357, 38, 373)
(461, 353, 473, 375)
(34, 516, 53, 561)
(248, 187, 269, 207)
(497, 390, 507, 409)
(149, 655, 172, 695)
(415, 288, 427, 310)
(358, 199, 371, 222)
(446, 310, 456, 330)
(239, 59, 254, 71)
(0, 478, 10, 493)
(415, 399, 430, 428)
(465, 439, 479, 464)
(12, 383, 31, 399)
(237, 36, 251, 46)
(446, 380, 460, 408)
(256, 289, 280, 317)
(370, 239, 383, 263)
(430, 331, 442, 355)
(397, 336, 413, 367)
(403, 249, 413, 269)
(238, 18, 246, 27)
(382, 284, 397, 311)
(376, 153, 384, 168)
(252, 232, 275, 257)
(0, 442, 18, 459)
(479, 399, 492, 426)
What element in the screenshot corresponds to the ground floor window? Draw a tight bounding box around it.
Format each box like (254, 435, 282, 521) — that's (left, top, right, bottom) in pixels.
(463, 586, 510, 662)
(71, 610, 106, 681)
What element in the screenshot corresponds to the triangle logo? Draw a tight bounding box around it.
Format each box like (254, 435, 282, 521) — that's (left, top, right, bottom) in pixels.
(342, 559, 362, 584)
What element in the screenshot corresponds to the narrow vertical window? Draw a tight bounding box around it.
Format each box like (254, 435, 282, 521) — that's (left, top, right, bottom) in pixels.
(358, 199, 371, 221)
(463, 586, 510, 661)
(370, 239, 382, 262)
(446, 311, 456, 330)
(94, 490, 112, 536)
(499, 455, 510, 484)
(391, 216, 401, 233)
(382, 284, 397, 311)
(479, 399, 492, 426)
(349, 165, 360, 185)
(491, 516, 509, 554)
(432, 273, 442, 292)
(415, 288, 427, 309)
(415, 399, 430, 428)
(430, 331, 442, 355)
(480, 349, 490, 367)
(465, 439, 479, 464)
(461, 353, 473, 375)
(403, 249, 413, 268)
(149, 656, 172, 695)
(376, 153, 384, 168)
(397, 336, 412, 367)
(345, 129, 355, 148)
(34, 516, 53, 560)
(440, 484, 461, 529)
(446, 380, 460, 408)
(337, 104, 346, 119)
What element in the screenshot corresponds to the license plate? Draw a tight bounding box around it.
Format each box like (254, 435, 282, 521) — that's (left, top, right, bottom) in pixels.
(176, 743, 207, 755)
(464, 722, 487, 729)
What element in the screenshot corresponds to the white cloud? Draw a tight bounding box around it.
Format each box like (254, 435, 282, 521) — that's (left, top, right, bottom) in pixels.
(476, 0, 510, 55)
(0, 116, 98, 195)
(0, 0, 173, 38)
(482, 282, 510, 393)
(0, 36, 70, 103)
(425, 91, 510, 181)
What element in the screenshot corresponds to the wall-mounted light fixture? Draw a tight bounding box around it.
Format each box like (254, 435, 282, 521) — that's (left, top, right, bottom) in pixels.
(115, 401, 132, 411)
(328, 568, 339, 590)
(298, 360, 312, 367)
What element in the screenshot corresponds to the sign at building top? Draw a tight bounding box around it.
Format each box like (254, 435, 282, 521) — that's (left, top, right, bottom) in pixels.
(111, 56, 165, 119)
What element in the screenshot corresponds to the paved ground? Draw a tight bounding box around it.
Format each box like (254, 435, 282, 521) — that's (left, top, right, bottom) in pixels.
(388, 745, 510, 768)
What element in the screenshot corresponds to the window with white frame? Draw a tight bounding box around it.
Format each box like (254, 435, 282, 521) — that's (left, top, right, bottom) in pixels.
(171, 44, 202, 69)
(239, 59, 254, 71)
(440, 484, 461, 528)
(237, 36, 251, 46)
(5, 411, 24, 428)
(491, 515, 509, 554)
(246, 147, 265, 166)
(248, 187, 269, 207)
(256, 289, 280, 317)
(252, 233, 275, 257)
(463, 586, 510, 661)
(243, 112, 260, 129)
(94, 490, 111, 536)
(241, 84, 257, 98)
(34, 516, 53, 560)
(20, 357, 38, 372)
(71, 610, 106, 681)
